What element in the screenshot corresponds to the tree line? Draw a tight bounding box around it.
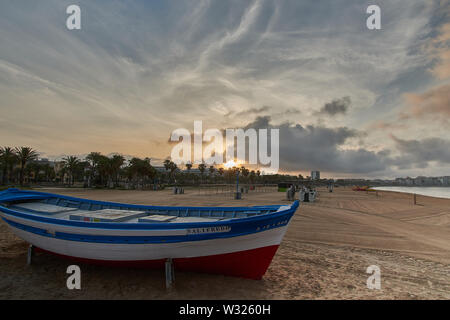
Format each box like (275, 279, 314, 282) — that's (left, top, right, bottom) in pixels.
(0, 146, 303, 189)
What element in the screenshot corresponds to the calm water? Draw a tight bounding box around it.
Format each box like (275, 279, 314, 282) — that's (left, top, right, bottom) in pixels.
(373, 186, 450, 200)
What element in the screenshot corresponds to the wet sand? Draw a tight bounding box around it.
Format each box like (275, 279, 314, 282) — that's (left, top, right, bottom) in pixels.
(0, 187, 449, 299)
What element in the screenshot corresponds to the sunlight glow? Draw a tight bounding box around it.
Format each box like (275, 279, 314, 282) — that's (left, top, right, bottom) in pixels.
(224, 160, 237, 168)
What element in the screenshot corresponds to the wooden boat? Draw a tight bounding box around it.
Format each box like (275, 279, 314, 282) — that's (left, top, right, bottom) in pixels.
(352, 186, 375, 192)
(352, 186, 369, 191)
(0, 189, 299, 279)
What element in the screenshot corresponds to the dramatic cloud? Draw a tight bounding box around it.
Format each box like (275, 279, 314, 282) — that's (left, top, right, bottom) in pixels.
(240, 117, 450, 176)
(245, 116, 390, 174)
(391, 135, 450, 168)
(399, 0, 450, 126)
(317, 97, 351, 116)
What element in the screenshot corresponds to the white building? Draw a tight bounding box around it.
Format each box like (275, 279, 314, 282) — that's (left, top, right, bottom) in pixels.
(311, 171, 320, 180)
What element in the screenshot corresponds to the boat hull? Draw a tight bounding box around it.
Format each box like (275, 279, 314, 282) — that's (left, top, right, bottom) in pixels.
(33, 245, 280, 279)
(3, 214, 288, 279)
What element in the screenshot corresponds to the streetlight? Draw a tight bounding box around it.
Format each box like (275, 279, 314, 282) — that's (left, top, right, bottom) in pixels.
(234, 167, 241, 200)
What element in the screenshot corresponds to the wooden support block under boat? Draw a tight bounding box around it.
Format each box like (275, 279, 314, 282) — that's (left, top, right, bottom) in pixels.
(165, 258, 175, 289)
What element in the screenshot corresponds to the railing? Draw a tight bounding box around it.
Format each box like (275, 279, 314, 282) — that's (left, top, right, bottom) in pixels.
(196, 184, 277, 197)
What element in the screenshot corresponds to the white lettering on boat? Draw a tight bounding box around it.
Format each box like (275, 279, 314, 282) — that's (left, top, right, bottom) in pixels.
(186, 225, 231, 235)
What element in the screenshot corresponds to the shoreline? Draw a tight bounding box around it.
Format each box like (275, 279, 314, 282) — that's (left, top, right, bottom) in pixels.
(373, 186, 450, 200)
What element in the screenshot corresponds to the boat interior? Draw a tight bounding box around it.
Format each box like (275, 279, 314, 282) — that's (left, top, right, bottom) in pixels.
(1, 197, 290, 224)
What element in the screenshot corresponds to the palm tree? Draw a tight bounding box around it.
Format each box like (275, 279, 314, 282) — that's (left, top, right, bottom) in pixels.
(63, 156, 80, 186)
(144, 158, 157, 181)
(169, 161, 178, 183)
(163, 159, 171, 183)
(198, 163, 206, 184)
(128, 157, 156, 188)
(240, 167, 249, 184)
(97, 155, 112, 187)
(15, 147, 39, 186)
(0, 147, 17, 185)
(128, 158, 143, 185)
(209, 166, 215, 183)
(225, 168, 235, 184)
(109, 154, 125, 187)
(26, 162, 42, 183)
(86, 152, 103, 186)
(240, 166, 249, 177)
(163, 159, 171, 171)
(250, 170, 256, 184)
(41, 163, 54, 182)
(185, 162, 193, 185)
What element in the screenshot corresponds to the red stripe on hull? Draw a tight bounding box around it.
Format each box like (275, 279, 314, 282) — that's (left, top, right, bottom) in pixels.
(34, 245, 280, 280)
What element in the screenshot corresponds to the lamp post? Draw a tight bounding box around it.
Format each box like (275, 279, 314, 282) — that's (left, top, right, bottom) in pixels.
(234, 167, 242, 200)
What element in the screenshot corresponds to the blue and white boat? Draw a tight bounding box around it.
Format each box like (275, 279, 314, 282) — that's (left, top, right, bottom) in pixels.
(0, 189, 299, 279)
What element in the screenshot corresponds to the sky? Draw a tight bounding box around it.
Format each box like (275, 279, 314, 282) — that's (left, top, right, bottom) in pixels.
(0, 0, 449, 178)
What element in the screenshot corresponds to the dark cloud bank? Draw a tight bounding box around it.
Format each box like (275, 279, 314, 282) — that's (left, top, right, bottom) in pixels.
(318, 97, 351, 116)
(245, 116, 450, 175)
(390, 136, 450, 170)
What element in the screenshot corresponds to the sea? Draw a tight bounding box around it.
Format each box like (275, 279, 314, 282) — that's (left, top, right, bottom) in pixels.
(372, 186, 450, 200)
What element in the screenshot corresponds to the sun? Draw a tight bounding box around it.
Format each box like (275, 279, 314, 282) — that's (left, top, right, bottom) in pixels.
(223, 160, 237, 169)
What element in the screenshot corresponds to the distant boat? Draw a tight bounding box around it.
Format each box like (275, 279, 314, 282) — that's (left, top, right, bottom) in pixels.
(352, 186, 373, 191)
(0, 189, 299, 279)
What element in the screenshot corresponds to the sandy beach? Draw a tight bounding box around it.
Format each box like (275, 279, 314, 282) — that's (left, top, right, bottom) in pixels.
(0, 187, 449, 300)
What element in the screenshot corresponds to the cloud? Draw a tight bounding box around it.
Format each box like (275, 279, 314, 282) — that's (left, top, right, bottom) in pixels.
(228, 105, 301, 119)
(379, 2, 450, 129)
(244, 116, 390, 174)
(426, 0, 450, 79)
(400, 84, 450, 124)
(391, 135, 450, 166)
(367, 120, 407, 131)
(317, 96, 351, 116)
(233, 106, 271, 117)
(241, 117, 450, 175)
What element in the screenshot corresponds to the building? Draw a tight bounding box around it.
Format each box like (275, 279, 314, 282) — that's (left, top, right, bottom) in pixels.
(311, 171, 320, 180)
(414, 176, 434, 186)
(442, 176, 450, 186)
(405, 177, 414, 185)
